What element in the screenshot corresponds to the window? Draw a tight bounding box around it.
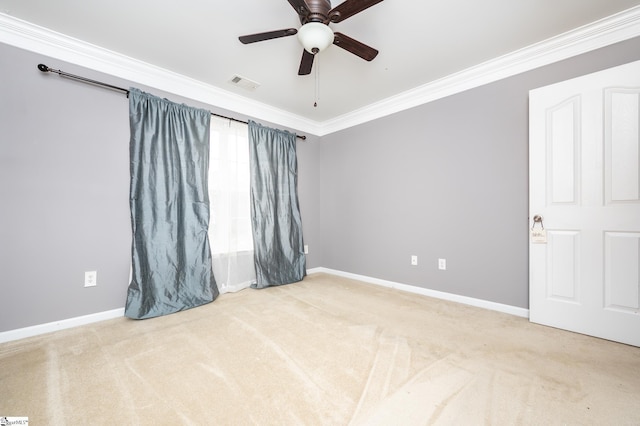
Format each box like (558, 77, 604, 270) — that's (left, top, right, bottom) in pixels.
(208, 117, 255, 292)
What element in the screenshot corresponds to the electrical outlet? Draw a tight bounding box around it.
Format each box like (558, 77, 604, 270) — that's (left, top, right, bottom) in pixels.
(411, 255, 418, 266)
(85, 270, 97, 287)
(438, 259, 447, 270)
(304, 245, 309, 254)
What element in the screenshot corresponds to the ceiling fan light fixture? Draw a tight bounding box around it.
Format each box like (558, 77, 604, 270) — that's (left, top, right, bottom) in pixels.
(297, 22, 334, 54)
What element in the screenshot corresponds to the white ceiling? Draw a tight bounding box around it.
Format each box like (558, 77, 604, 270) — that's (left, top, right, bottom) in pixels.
(2, 0, 640, 129)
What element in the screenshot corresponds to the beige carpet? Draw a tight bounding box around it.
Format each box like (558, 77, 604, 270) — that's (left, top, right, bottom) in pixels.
(1, 273, 639, 425)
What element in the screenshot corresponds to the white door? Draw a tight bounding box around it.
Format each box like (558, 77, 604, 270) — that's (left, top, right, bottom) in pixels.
(529, 60, 640, 347)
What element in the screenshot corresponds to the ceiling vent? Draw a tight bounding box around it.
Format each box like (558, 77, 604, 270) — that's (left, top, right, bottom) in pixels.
(229, 75, 260, 91)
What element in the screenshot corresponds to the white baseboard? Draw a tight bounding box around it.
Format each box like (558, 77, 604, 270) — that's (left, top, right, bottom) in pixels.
(0, 308, 125, 344)
(1, 269, 528, 344)
(308, 267, 529, 318)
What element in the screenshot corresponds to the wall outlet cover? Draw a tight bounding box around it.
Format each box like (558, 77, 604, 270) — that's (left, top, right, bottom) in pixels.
(438, 259, 447, 270)
(84, 270, 97, 287)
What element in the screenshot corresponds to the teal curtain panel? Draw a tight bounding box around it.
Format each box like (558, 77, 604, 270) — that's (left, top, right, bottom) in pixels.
(125, 88, 218, 319)
(248, 120, 306, 288)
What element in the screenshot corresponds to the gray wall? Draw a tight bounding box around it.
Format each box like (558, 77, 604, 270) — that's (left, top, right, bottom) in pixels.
(2, 35, 640, 333)
(317, 37, 640, 309)
(0, 42, 320, 332)
(1, 45, 131, 332)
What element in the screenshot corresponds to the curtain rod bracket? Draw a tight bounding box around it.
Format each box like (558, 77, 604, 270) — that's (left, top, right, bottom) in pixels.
(36, 63, 306, 140)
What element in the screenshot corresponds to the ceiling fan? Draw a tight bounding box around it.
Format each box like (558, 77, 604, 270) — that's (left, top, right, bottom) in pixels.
(239, 0, 383, 75)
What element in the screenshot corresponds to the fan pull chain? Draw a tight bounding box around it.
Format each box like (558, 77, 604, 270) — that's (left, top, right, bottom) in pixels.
(314, 55, 320, 108)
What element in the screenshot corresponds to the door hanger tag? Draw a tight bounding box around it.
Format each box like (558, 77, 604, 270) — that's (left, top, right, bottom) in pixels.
(531, 215, 547, 244)
(531, 228, 547, 243)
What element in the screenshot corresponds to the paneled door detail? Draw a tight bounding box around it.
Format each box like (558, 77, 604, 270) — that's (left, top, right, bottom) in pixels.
(529, 60, 640, 347)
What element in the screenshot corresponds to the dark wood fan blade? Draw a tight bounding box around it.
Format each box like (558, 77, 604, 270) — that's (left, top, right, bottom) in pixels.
(329, 0, 384, 23)
(298, 49, 315, 75)
(239, 28, 297, 44)
(287, 0, 310, 18)
(333, 32, 378, 61)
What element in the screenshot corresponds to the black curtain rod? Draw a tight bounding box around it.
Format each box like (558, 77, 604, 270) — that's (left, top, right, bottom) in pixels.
(37, 64, 306, 140)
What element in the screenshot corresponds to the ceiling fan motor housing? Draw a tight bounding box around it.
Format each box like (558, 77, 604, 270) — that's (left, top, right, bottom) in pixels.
(301, 0, 333, 23)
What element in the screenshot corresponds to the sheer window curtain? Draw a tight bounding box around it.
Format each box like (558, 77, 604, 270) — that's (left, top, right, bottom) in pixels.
(208, 117, 256, 293)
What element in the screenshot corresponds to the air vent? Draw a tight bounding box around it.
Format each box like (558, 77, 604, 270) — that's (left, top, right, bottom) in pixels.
(229, 75, 260, 91)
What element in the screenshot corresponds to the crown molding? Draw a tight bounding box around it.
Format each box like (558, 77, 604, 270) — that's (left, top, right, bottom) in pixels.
(2, 6, 640, 137)
(319, 5, 640, 136)
(0, 13, 324, 136)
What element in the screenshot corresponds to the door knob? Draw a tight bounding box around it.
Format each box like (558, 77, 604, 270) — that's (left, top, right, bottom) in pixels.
(532, 215, 544, 229)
